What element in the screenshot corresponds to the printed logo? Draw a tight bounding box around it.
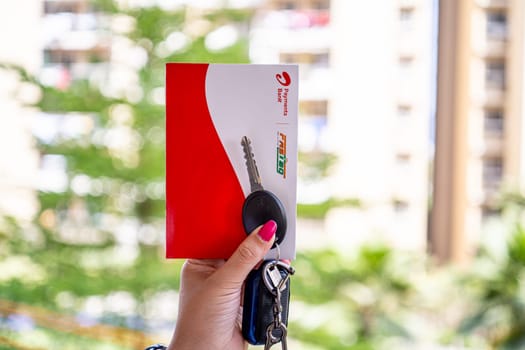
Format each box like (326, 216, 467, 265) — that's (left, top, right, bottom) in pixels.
(276, 132, 287, 178)
(275, 72, 291, 86)
(276, 71, 291, 117)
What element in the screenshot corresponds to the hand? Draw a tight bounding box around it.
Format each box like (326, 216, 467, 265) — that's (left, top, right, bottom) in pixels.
(168, 220, 277, 350)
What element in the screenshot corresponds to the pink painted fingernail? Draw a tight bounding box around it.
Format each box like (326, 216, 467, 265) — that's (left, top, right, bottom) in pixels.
(258, 220, 277, 242)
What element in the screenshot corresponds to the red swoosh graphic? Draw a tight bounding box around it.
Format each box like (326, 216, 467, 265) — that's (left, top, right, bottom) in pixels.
(166, 63, 246, 258)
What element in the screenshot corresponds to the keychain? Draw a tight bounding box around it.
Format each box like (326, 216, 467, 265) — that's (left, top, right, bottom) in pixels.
(240, 136, 295, 349)
(242, 252, 295, 349)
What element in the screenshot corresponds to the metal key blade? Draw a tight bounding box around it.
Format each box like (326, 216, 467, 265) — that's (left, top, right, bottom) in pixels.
(241, 136, 264, 192)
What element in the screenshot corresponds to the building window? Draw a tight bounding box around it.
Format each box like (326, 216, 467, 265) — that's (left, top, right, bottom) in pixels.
(399, 7, 415, 31)
(397, 104, 412, 117)
(310, 0, 330, 10)
(280, 52, 329, 66)
(485, 61, 505, 89)
(486, 11, 507, 40)
(484, 109, 504, 134)
(44, 2, 76, 14)
(300, 100, 328, 117)
(44, 49, 107, 67)
(275, 0, 296, 10)
(298, 100, 328, 151)
(280, 53, 295, 64)
(399, 56, 414, 76)
(312, 52, 329, 67)
(393, 199, 409, 213)
(396, 152, 411, 164)
(395, 153, 411, 175)
(482, 157, 503, 188)
(482, 206, 501, 219)
(44, 49, 75, 67)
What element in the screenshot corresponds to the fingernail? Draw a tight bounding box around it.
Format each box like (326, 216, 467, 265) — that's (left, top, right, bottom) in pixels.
(258, 220, 277, 242)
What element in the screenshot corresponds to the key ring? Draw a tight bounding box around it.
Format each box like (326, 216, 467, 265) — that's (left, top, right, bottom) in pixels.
(265, 323, 287, 349)
(262, 260, 295, 295)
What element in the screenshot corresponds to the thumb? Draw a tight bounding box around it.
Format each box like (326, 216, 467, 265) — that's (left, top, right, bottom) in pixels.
(215, 220, 277, 287)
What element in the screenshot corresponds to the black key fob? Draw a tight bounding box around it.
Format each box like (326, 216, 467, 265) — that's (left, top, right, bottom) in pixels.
(242, 190, 287, 248)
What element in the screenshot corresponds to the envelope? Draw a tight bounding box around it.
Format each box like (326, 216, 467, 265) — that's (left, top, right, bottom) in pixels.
(165, 63, 298, 259)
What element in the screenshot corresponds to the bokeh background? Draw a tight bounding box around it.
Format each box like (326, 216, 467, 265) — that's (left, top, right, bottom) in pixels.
(1, 0, 525, 349)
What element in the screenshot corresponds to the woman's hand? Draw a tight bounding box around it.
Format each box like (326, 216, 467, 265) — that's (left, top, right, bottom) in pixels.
(168, 220, 277, 350)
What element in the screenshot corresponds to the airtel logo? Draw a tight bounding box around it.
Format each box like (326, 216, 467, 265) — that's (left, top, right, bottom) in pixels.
(275, 71, 291, 86)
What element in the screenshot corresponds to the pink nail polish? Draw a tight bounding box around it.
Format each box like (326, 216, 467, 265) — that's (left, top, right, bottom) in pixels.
(258, 220, 277, 242)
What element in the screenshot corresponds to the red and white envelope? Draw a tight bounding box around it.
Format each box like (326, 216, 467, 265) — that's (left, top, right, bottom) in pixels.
(165, 63, 298, 260)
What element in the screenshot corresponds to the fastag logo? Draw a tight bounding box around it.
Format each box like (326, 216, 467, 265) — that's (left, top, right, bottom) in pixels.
(276, 132, 287, 178)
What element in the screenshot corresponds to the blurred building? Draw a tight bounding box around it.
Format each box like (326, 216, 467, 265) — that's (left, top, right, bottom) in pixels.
(0, 1, 41, 220)
(251, 0, 435, 251)
(328, 0, 434, 251)
(41, 0, 110, 88)
(431, 0, 525, 263)
(250, 0, 331, 161)
(35, 0, 111, 195)
(9, 0, 524, 261)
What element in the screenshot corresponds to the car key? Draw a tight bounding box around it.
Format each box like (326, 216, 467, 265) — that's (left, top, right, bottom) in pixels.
(240, 136, 287, 247)
(242, 259, 295, 348)
(240, 136, 293, 347)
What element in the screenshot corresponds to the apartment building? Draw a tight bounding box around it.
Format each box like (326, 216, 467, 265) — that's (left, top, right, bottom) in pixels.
(253, 0, 525, 261)
(35, 0, 112, 194)
(251, 0, 435, 251)
(249, 0, 333, 248)
(250, 0, 331, 154)
(328, 0, 434, 251)
(41, 0, 110, 88)
(432, 0, 525, 262)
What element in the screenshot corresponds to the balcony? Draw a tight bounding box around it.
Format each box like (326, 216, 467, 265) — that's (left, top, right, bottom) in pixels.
(255, 9, 330, 31)
(482, 157, 503, 198)
(475, 0, 508, 10)
(483, 109, 504, 137)
(486, 21, 507, 41)
(44, 0, 91, 14)
(43, 12, 110, 50)
(482, 134, 503, 156)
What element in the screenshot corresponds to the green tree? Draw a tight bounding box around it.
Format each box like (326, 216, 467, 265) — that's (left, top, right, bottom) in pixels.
(1, 0, 253, 346)
(289, 246, 416, 349)
(458, 193, 525, 349)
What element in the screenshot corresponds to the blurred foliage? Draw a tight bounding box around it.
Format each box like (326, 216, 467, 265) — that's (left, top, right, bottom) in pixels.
(458, 200, 525, 349)
(290, 190, 525, 349)
(291, 246, 414, 349)
(297, 151, 359, 219)
(298, 150, 337, 181)
(2, 1, 525, 349)
(297, 197, 360, 219)
(289, 246, 421, 349)
(1, 0, 252, 347)
(0, 327, 133, 350)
